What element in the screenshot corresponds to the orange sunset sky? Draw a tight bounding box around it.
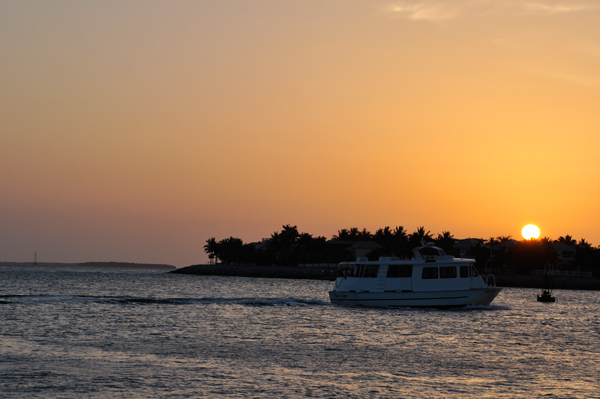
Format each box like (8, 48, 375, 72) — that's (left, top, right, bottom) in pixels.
(1, 0, 599, 266)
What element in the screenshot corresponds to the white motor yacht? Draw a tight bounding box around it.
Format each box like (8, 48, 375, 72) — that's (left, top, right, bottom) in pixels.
(329, 243, 502, 308)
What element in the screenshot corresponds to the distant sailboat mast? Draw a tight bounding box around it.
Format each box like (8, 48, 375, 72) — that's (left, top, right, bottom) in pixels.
(33, 252, 37, 266)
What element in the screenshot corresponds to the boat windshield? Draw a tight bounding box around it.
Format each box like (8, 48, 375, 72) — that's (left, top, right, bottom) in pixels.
(351, 264, 379, 278)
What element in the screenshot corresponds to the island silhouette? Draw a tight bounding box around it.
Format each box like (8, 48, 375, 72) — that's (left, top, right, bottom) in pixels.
(172, 225, 600, 290)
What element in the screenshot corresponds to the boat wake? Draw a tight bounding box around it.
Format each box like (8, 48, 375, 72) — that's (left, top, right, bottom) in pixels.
(0, 294, 332, 307)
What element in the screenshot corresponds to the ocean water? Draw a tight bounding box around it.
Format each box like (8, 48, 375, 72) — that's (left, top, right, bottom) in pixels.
(1, 265, 599, 398)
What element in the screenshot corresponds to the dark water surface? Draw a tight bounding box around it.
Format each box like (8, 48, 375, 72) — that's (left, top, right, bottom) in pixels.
(1, 265, 599, 398)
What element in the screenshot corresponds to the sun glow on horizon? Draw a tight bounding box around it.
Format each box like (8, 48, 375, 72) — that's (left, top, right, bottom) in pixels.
(522, 224, 541, 240)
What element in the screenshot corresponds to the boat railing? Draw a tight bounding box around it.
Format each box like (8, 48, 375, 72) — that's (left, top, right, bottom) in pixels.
(486, 274, 497, 287)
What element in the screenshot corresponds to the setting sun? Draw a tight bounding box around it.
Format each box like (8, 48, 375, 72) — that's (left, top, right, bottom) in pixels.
(2, 0, 600, 266)
(522, 224, 541, 240)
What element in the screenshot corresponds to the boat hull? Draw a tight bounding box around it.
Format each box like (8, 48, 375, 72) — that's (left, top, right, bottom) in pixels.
(329, 288, 502, 308)
(537, 295, 555, 303)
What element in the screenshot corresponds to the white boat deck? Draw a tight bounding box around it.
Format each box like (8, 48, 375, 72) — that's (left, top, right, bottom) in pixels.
(329, 243, 502, 308)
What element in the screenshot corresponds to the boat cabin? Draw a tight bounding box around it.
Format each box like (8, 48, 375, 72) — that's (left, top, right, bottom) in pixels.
(336, 243, 487, 293)
(330, 243, 501, 307)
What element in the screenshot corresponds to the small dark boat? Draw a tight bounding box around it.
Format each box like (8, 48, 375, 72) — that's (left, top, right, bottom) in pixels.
(537, 274, 555, 302)
(537, 288, 555, 302)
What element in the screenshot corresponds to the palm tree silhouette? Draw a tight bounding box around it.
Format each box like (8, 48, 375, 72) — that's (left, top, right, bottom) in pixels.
(332, 228, 350, 240)
(406, 227, 432, 251)
(393, 226, 407, 240)
(557, 235, 576, 245)
(435, 231, 456, 254)
(578, 238, 591, 249)
(485, 237, 499, 246)
(204, 237, 219, 264)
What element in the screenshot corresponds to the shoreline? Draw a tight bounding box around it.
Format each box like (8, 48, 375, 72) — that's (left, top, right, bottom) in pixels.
(1, 262, 176, 270)
(171, 264, 336, 280)
(171, 264, 600, 290)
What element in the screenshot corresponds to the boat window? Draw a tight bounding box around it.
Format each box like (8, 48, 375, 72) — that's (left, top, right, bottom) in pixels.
(345, 265, 356, 277)
(460, 266, 469, 278)
(419, 247, 441, 257)
(354, 264, 365, 277)
(363, 265, 380, 278)
(439, 266, 457, 279)
(471, 266, 479, 277)
(387, 265, 413, 278)
(422, 267, 438, 279)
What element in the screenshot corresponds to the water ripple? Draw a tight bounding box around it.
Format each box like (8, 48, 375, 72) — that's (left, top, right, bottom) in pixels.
(1, 266, 599, 398)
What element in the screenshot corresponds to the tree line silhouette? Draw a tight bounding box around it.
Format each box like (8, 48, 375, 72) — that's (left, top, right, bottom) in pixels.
(203, 225, 600, 275)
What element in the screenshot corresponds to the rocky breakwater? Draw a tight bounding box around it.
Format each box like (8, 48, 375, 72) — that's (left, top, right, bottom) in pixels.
(170, 264, 337, 280)
(494, 274, 600, 290)
(172, 265, 600, 290)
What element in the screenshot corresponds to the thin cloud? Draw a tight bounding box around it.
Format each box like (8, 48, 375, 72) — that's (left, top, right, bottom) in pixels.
(389, 2, 462, 22)
(521, 2, 592, 14)
(387, 0, 596, 22)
